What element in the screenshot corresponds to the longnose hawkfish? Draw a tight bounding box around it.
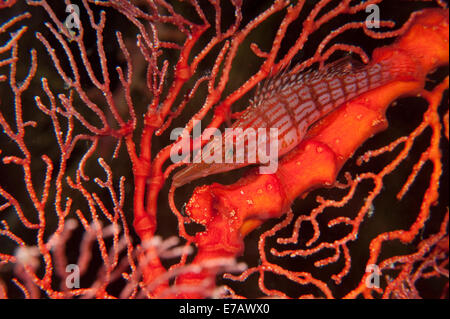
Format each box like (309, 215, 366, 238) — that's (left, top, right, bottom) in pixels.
(172, 57, 395, 187)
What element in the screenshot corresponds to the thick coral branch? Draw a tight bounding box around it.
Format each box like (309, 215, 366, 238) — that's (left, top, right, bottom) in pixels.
(173, 8, 449, 297)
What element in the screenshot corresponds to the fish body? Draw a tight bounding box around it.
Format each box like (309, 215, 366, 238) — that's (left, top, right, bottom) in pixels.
(173, 57, 394, 187)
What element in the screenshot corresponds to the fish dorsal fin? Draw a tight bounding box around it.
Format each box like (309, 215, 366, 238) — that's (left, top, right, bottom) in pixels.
(295, 56, 364, 83)
(320, 55, 365, 75)
(250, 56, 365, 108)
(251, 62, 292, 108)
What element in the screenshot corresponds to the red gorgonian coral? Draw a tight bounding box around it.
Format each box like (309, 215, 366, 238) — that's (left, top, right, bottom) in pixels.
(0, 0, 448, 299)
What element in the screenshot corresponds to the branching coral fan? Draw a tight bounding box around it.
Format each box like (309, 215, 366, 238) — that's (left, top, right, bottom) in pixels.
(0, 0, 448, 298)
